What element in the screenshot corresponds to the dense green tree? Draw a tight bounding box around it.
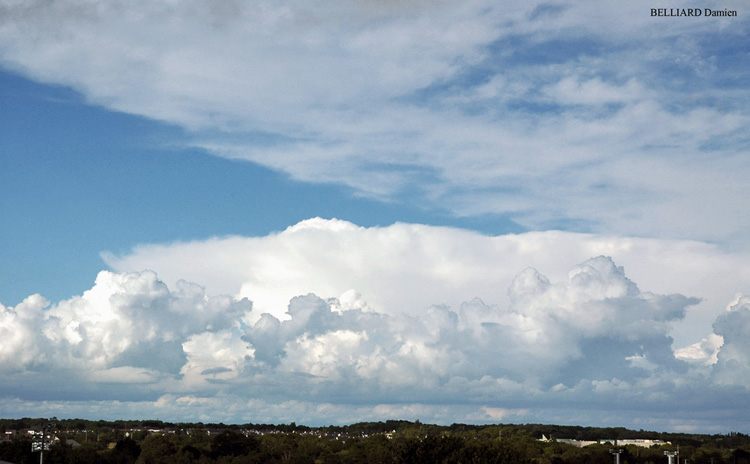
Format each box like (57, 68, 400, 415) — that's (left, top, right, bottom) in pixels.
(0, 437, 34, 464)
(135, 435, 175, 464)
(210, 432, 259, 459)
(2, 419, 749, 464)
(106, 438, 141, 464)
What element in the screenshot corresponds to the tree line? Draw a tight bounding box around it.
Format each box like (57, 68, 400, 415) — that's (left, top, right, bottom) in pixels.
(1, 418, 748, 464)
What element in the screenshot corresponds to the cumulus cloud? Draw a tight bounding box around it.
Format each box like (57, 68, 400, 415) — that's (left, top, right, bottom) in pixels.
(711, 296, 750, 385)
(674, 333, 723, 366)
(3, 224, 750, 429)
(0, 270, 251, 398)
(103, 218, 750, 348)
(235, 256, 695, 402)
(0, 294, 49, 370)
(1, 0, 748, 242)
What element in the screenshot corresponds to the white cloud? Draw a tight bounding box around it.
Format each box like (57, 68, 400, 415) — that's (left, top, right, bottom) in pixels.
(1, 0, 749, 431)
(711, 296, 750, 385)
(104, 218, 750, 348)
(87, 366, 162, 384)
(1, 0, 748, 242)
(0, 294, 49, 370)
(543, 77, 648, 106)
(181, 328, 254, 387)
(4, 219, 750, 429)
(0, 269, 252, 399)
(674, 333, 723, 366)
(468, 406, 530, 422)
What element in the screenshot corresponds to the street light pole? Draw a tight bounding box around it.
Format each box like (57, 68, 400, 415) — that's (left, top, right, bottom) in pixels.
(665, 450, 679, 464)
(32, 430, 49, 464)
(31, 419, 56, 464)
(610, 448, 623, 464)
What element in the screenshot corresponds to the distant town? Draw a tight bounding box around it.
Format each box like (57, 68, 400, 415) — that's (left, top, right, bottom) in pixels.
(1, 418, 748, 464)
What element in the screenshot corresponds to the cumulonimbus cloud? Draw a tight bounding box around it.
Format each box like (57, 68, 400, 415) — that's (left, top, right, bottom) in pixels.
(1, 0, 749, 430)
(103, 218, 750, 350)
(3, 219, 750, 430)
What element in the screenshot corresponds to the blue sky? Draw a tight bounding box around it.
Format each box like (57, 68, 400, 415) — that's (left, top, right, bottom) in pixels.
(0, 69, 523, 305)
(1, 0, 750, 432)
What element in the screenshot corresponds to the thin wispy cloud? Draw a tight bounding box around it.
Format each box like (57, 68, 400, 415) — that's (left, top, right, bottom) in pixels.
(2, 0, 747, 240)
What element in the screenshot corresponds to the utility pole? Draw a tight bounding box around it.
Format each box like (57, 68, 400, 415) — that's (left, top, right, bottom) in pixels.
(610, 448, 623, 464)
(664, 450, 679, 464)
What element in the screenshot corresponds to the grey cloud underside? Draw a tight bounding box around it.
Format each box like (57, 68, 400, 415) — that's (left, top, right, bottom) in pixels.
(2, 255, 748, 427)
